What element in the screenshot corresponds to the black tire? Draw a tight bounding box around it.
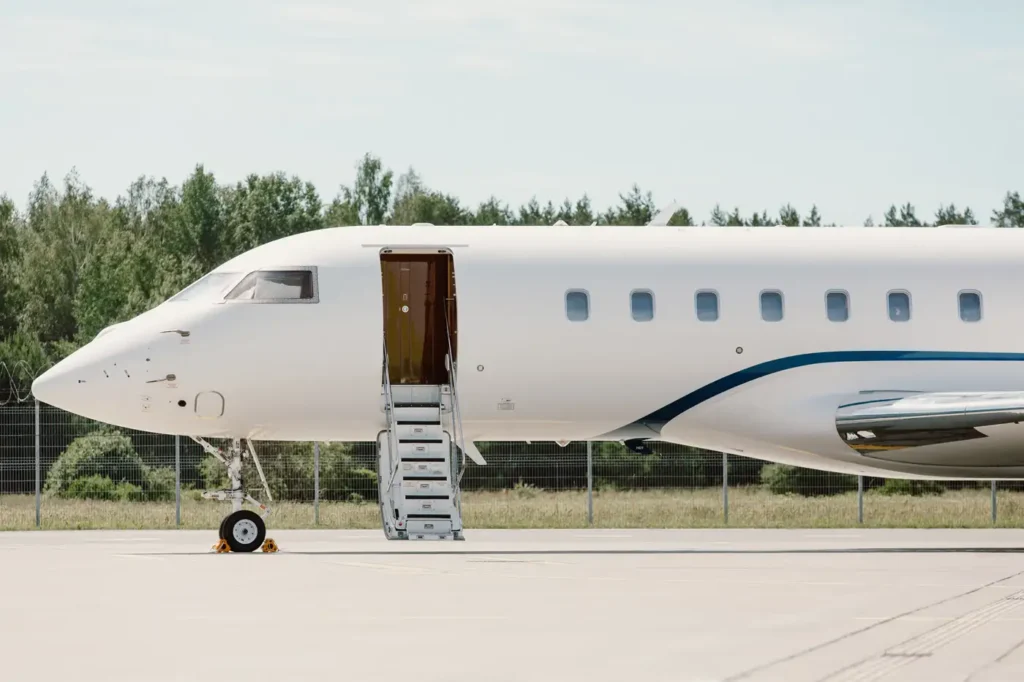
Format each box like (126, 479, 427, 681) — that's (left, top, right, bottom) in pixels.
(223, 510, 266, 553)
(218, 515, 230, 540)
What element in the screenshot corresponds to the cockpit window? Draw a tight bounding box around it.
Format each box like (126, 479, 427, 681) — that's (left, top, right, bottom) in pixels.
(167, 272, 240, 303)
(224, 269, 318, 302)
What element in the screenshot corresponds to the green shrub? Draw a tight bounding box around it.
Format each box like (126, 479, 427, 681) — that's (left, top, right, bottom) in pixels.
(145, 467, 176, 502)
(761, 463, 857, 496)
(197, 445, 310, 498)
(65, 475, 144, 502)
(512, 479, 541, 499)
(761, 464, 800, 495)
(321, 442, 378, 501)
(45, 428, 149, 496)
(874, 478, 944, 496)
(594, 478, 623, 492)
(46, 428, 176, 500)
(199, 454, 228, 491)
(254, 441, 317, 501)
(346, 468, 378, 500)
(196, 440, 377, 502)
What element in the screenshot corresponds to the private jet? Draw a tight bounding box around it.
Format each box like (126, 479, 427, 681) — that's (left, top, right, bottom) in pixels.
(31, 221, 1024, 550)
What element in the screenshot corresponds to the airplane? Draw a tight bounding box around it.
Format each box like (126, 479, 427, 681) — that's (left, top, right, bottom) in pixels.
(30, 221, 1024, 551)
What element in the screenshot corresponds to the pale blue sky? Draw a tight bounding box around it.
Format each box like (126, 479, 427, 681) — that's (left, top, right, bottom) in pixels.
(2, 0, 1022, 225)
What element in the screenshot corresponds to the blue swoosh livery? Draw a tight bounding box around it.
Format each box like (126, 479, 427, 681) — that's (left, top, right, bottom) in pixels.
(636, 350, 1024, 426)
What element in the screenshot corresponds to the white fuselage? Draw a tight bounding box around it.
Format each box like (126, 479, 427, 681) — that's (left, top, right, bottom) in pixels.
(31, 224, 1024, 480)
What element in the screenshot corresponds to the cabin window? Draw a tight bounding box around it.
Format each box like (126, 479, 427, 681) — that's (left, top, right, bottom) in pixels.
(695, 290, 719, 321)
(631, 290, 654, 322)
(887, 291, 910, 321)
(566, 290, 589, 321)
(760, 290, 783, 322)
(224, 268, 317, 302)
(959, 291, 981, 322)
(826, 291, 849, 322)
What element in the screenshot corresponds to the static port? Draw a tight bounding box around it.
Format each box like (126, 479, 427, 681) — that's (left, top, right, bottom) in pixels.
(177, 400, 187, 407)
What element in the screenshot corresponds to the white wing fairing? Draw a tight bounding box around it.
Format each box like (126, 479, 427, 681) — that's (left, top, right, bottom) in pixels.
(836, 392, 1024, 464)
(652, 352, 1024, 480)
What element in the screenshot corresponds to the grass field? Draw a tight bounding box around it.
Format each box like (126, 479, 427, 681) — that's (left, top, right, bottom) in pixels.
(1, 487, 1021, 531)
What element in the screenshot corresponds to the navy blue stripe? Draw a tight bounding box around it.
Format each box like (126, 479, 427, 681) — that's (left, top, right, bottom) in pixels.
(638, 351, 1024, 425)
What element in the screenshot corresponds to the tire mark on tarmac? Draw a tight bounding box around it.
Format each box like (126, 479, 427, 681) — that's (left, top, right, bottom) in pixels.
(823, 590, 1024, 681)
(964, 633, 1024, 682)
(721, 568, 1024, 682)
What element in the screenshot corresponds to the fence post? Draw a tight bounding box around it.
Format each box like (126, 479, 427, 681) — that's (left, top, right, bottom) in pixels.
(992, 480, 997, 525)
(858, 476, 864, 524)
(586, 441, 593, 526)
(722, 452, 729, 525)
(34, 399, 41, 529)
(314, 441, 320, 526)
(174, 435, 181, 528)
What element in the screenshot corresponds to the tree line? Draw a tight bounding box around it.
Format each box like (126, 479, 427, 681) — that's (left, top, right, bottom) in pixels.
(1, 152, 1023, 400)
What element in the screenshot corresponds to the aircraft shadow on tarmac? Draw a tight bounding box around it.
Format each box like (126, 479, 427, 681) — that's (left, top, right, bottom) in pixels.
(135, 547, 1024, 556)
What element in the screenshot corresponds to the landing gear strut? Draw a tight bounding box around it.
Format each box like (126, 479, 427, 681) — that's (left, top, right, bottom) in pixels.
(192, 437, 278, 553)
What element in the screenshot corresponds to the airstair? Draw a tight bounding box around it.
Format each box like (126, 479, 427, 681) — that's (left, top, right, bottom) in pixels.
(377, 348, 467, 541)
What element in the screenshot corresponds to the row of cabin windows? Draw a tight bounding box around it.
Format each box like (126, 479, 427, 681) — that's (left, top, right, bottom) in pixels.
(565, 289, 984, 323)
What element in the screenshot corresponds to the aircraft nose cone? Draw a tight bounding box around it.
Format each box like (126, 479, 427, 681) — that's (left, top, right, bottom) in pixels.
(31, 359, 77, 409)
(29, 318, 184, 429)
(32, 364, 58, 405)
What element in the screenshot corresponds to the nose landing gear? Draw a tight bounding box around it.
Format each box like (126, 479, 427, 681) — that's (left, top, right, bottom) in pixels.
(192, 437, 278, 553)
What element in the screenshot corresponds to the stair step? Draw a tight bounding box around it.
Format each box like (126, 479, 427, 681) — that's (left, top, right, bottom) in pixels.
(392, 406, 440, 423)
(406, 518, 453, 538)
(396, 423, 445, 441)
(400, 460, 449, 477)
(390, 385, 442, 404)
(404, 483, 452, 495)
(398, 441, 449, 459)
(400, 496, 457, 515)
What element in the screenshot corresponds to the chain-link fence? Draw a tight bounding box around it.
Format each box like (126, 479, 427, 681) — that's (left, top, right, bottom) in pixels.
(0, 402, 1016, 531)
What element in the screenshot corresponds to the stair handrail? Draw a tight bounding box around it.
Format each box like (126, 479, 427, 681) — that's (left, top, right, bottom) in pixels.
(382, 341, 401, 496)
(443, 307, 468, 493)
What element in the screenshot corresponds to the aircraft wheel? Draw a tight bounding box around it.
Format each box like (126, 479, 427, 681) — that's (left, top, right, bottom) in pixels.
(223, 510, 266, 553)
(218, 515, 230, 540)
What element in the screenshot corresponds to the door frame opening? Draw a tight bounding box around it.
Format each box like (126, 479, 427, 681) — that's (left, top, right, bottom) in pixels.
(379, 247, 457, 386)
